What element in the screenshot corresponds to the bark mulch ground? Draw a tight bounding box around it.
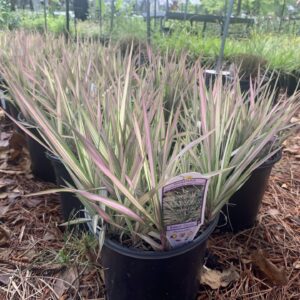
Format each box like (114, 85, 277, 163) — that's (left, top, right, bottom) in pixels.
(0, 110, 299, 300)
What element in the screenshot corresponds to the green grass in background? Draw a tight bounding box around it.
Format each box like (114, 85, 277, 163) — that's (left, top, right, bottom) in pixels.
(3, 11, 300, 74)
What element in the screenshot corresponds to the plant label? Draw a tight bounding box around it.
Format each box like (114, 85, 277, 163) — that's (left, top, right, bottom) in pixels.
(160, 172, 209, 248)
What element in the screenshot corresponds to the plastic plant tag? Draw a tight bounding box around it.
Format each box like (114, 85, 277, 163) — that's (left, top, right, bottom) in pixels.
(160, 172, 209, 248)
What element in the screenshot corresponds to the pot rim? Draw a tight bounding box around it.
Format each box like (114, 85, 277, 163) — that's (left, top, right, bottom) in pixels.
(17, 112, 37, 129)
(258, 148, 282, 170)
(46, 151, 60, 161)
(102, 215, 218, 260)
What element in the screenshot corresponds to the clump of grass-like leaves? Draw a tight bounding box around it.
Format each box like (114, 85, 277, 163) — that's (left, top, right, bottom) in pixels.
(1, 32, 299, 251)
(179, 68, 299, 217)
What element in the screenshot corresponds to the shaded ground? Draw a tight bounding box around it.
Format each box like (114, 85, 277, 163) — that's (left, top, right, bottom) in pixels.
(0, 110, 299, 300)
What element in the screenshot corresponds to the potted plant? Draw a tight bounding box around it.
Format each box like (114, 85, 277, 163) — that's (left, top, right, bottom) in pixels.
(2, 39, 299, 299)
(0, 32, 65, 182)
(180, 69, 299, 232)
(0, 32, 101, 215)
(228, 53, 268, 93)
(220, 75, 298, 231)
(2, 44, 222, 300)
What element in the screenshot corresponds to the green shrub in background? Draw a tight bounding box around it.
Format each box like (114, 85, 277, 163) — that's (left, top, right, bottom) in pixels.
(20, 12, 67, 35)
(0, 0, 11, 27)
(0, 0, 20, 29)
(76, 16, 146, 42)
(153, 28, 300, 73)
(1, 8, 300, 75)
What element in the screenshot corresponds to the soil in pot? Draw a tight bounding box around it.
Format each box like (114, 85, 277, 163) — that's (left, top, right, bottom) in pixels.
(18, 113, 56, 183)
(101, 216, 218, 300)
(47, 152, 84, 223)
(218, 150, 282, 232)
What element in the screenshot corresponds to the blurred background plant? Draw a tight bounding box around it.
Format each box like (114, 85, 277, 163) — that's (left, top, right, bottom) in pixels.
(0, 0, 20, 29)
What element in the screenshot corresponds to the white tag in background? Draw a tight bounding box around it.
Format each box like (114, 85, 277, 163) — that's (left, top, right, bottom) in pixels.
(160, 172, 209, 248)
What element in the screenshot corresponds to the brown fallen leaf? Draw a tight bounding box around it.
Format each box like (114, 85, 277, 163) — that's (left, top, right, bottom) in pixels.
(8, 149, 22, 164)
(290, 116, 300, 124)
(0, 132, 11, 140)
(251, 249, 288, 285)
(9, 132, 26, 151)
(0, 205, 9, 218)
(199, 265, 239, 289)
(0, 225, 10, 247)
(53, 266, 79, 298)
(0, 273, 10, 285)
(0, 178, 14, 191)
(289, 216, 300, 226)
(283, 147, 299, 155)
(43, 232, 57, 241)
(24, 197, 44, 208)
(8, 193, 21, 202)
(241, 258, 252, 264)
(0, 193, 8, 200)
(0, 140, 9, 150)
(267, 208, 280, 216)
(293, 261, 300, 270)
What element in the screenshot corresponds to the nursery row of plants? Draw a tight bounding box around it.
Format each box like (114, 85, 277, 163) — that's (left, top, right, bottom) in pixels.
(2, 9, 300, 92)
(0, 31, 299, 299)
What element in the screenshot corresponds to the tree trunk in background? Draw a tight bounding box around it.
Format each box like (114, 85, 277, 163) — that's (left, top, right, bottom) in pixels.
(146, 0, 151, 43)
(224, 0, 228, 16)
(278, 0, 286, 31)
(274, 0, 280, 16)
(236, 0, 242, 15)
(32, 0, 40, 11)
(74, 0, 89, 21)
(253, 0, 260, 15)
(110, 0, 115, 33)
(184, 0, 189, 19)
(10, 0, 16, 11)
(66, 0, 70, 36)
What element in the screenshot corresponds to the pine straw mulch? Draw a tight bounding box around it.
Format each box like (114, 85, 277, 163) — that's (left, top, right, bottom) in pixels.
(0, 110, 299, 300)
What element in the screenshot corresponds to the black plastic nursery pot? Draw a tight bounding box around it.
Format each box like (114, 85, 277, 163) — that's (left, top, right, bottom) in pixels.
(280, 71, 300, 96)
(239, 78, 265, 95)
(101, 216, 218, 300)
(219, 150, 282, 232)
(5, 102, 19, 120)
(27, 127, 56, 183)
(18, 113, 56, 183)
(47, 152, 84, 222)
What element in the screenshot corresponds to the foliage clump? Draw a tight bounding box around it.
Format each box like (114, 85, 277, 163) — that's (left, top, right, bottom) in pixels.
(228, 53, 268, 80)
